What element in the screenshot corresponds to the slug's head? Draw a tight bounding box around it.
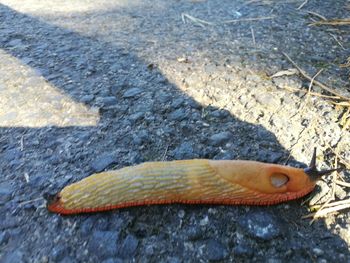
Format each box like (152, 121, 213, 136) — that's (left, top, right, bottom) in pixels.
(266, 148, 342, 198)
(43, 192, 64, 213)
(213, 148, 343, 205)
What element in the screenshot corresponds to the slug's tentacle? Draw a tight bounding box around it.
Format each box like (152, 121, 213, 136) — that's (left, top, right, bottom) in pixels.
(46, 149, 342, 215)
(304, 148, 343, 180)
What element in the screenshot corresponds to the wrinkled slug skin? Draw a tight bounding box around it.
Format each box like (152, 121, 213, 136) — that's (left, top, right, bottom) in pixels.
(48, 159, 316, 214)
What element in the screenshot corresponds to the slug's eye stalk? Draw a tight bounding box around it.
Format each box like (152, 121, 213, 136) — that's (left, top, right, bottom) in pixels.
(304, 147, 343, 181)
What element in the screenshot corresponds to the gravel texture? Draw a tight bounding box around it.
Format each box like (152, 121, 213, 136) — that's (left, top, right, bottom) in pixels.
(0, 0, 349, 262)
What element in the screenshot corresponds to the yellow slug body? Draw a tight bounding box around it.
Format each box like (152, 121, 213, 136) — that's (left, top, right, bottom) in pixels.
(47, 159, 316, 214)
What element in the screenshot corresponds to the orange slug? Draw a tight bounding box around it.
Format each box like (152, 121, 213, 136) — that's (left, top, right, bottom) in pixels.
(45, 148, 340, 215)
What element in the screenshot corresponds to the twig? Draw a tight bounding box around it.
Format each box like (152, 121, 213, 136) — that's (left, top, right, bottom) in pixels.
(283, 153, 291, 165)
(303, 203, 350, 218)
(270, 68, 299, 78)
(222, 16, 274, 24)
(250, 26, 256, 47)
(181, 13, 214, 27)
(161, 145, 169, 161)
(308, 69, 323, 93)
(181, 14, 275, 27)
(309, 172, 336, 223)
(299, 69, 323, 115)
(336, 180, 350, 188)
(18, 197, 43, 206)
(329, 34, 345, 50)
(282, 52, 349, 100)
(242, 0, 303, 6)
(306, 68, 324, 101)
(297, 0, 308, 10)
(301, 193, 315, 206)
(20, 135, 24, 151)
(310, 19, 350, 26)
(311, 198, 350, 209)
(332, 101, 350, 106)
(282, 86, 341, 99)
(24, 173, 30, 183)
(340, 57, 350, 68)
(309, 148, 340, 223)
(307, 11, 327, 21)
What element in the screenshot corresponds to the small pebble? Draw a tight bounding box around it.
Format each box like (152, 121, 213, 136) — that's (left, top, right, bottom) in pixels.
(101, 96, 118, 107)
(178, 210, 185, 218)
(145, 245, 154, 256)
(234, 244, 253, 257)
(168, 108, 187, 121)
(0, 182, 14, 204)
(171, 98, 184, 109)
(255, 93, 279, 109)
(101, 258, 123, 263)
(89, 231, 119, 259)
(81, 94, 94, 103)
(334, 185, 346, 200)
(187, 227, 203, 241)
(204, 239, 228, 261)
(91, 153, 116, 172)
(209, 132, 233, 146)
(117, 234, 139, 259)
(200, 215, 209, 226)
(0, 250, 25, 263)
(312, 247, 324, 256)
(123, 88, 142, 98)
(172, 142, 196, 159)
(80, 218, 95, 236)
(50, 244, 69, 262)
(166, 257, 181, 263)
(237, 210, 284, 241)
(0, 231, 10, 245)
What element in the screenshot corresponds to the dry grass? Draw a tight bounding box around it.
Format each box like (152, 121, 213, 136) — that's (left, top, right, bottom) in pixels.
(307, 11, 327, 21)
(306, 10, 350, 26)
(280, 53, 350, 221)
(243, 0, 302, 6)
(282, 52, 350, 100)
(296, 0, 308, 10)
(221, 16, 275, 24)
(302, 140, 350, 222)
(186, 1, 350, 222)
(181, 13, 274, 27)
(181, 13, 214, 27)
(303, 201, 350, 219)
(337, 102, 350, 131)
(310, 18, 350, 26)
(340, 57, 350, 69)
